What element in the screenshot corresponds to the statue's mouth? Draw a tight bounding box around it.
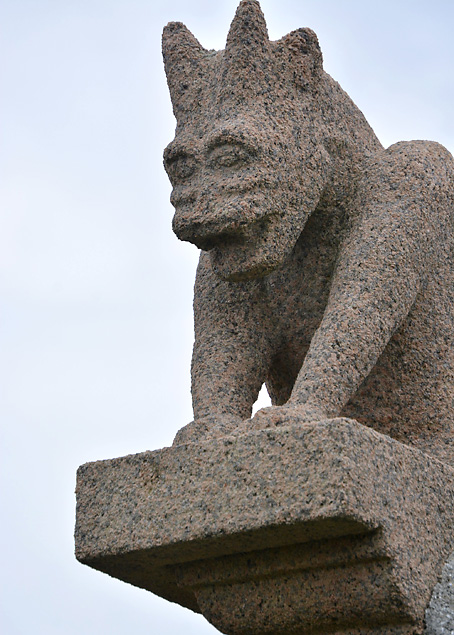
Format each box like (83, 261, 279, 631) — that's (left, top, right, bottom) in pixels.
(192, 228, 246, 252)
(173, 205, 278, 253)
(172, 190, 277, 248)
(174, 215, 254, 251)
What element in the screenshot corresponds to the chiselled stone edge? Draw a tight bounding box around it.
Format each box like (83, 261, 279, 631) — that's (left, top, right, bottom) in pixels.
(75, 418, 454, 618)
(75, 419, 381, 563)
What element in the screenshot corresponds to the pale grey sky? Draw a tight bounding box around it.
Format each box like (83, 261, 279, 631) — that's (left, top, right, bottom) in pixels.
(1, 1, 453, 633)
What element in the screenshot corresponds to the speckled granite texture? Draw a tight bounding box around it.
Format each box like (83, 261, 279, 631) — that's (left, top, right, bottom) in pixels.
(75, 2, 454, 634)
(76, 419, 454, 634)
(163, 0, 454, 466)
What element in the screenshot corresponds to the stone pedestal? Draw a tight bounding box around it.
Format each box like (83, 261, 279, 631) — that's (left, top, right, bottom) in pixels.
(75, 419, 454, 634)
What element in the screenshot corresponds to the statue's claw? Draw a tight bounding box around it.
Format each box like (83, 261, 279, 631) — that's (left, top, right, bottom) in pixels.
(172, 414, 243, 446)
(245, 403, 329, 432)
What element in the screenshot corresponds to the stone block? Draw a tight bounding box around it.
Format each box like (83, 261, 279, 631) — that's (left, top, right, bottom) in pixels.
(75, 418, 454, 634)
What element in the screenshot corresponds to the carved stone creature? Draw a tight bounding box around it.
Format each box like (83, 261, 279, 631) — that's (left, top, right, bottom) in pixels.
(162, 0, 454, 465)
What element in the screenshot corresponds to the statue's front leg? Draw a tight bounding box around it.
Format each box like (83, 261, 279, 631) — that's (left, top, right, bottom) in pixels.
(173, 253, 269, 445)
(251, 144, 435, 431)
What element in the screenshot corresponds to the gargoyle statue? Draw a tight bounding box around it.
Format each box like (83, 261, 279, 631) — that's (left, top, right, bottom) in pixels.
(162, 0, 454, 465)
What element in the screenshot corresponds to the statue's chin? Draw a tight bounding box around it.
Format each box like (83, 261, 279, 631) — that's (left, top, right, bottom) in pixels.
(209, 244, 284, 282)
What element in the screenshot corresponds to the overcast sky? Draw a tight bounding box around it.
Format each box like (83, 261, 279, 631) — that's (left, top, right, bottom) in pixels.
(1, 1, 453, 633)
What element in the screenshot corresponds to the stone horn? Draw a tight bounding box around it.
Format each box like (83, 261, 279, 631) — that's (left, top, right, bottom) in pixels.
(162, 21, 207, 120)
(224, 0, 269, 69)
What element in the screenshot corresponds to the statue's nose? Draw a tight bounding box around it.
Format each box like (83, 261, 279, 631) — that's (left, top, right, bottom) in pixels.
(170, 186, 198, 208)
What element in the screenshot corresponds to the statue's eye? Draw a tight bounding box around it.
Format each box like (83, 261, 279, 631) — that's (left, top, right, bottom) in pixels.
(164, 153, 196, 182)
(208, 144, 252, 168)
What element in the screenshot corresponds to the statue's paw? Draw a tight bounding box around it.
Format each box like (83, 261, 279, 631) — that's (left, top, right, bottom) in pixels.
(248, 403, 328, 431)
(172, 414, 243, 446)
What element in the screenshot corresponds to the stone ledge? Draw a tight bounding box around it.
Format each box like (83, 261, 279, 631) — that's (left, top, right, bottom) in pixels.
(75, 418, 454, 634)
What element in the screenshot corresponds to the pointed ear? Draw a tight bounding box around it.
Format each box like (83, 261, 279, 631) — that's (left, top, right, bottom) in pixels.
(225, 0, 269, 63)
(278, 28, 323, 91)
(162, 22, 207, 117)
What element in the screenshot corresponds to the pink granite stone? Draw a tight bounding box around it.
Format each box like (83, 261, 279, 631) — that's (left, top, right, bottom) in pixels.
(75, 419, 454, 634)
(75, 3, 454, 634)
(162, 0, 454, 466)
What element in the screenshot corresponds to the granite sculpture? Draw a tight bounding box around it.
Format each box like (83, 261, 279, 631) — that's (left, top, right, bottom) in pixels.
(75, 3, 454, 634)
(163, 0, 454, 465)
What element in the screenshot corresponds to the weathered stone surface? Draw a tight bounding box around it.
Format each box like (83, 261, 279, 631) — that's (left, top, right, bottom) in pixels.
(75, 2, 454, 633)
(75, 419, 454, 634)
(162, 0, 454, 466)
